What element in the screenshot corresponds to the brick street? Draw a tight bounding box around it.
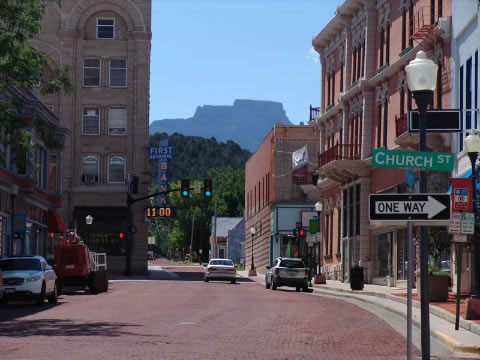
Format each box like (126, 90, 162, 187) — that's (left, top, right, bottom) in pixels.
(0, 261, 472, 360)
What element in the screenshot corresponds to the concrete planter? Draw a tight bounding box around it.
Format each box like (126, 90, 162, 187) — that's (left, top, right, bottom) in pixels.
(416, 275, 449, 302)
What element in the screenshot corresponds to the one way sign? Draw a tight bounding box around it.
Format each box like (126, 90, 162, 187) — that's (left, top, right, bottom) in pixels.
(369, 193, 451, 222)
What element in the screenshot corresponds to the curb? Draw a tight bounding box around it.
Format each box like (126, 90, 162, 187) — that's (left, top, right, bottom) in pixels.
(432, 330, 480, 355)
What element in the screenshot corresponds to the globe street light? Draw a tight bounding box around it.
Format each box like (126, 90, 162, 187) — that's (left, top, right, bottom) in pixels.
(85, 214, 93, 245)
(405, 50, 438, 359)
(463, 130, 480, 299)
(248, 226, 256, 276)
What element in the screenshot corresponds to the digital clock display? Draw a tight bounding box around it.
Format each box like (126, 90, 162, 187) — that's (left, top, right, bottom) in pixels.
(145, 207, 176, 218)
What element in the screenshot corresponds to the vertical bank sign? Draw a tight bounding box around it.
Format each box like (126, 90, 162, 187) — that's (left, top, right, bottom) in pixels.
(150, 141, 176, 206)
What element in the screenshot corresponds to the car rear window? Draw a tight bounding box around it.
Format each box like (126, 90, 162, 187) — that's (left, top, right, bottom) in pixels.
(210, 260, 234, 266)
(0, 258, 42, 271)
(280, 260, 305, 268)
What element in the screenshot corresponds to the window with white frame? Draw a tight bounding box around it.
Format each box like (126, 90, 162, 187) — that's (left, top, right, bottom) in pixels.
(81, 154, 99, 183)
(83, 59, 101, 87)
(109, 107, 126, 135)
(82, 107, 100, 135)
(110, 59, 127, 87)
(108, 155, 125, 183)
(97, 18, 115, 39)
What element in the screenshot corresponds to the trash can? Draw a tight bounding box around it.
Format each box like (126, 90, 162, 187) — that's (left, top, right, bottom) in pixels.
(350, 265, 364, 290)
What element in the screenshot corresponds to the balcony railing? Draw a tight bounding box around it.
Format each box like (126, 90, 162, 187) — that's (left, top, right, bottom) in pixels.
(309, 105, 320, 122)
(395, 113, 408, 138)
(411, 6, 442, 42)
(318, 144, 360, 168)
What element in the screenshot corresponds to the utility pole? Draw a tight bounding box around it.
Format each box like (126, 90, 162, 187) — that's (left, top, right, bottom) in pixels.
(190, 213, 195, 261)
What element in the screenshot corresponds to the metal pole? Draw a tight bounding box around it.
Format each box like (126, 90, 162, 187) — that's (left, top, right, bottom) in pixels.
(407, 220, 413, 360)
(414, 90, 432, 359)
(190, 213, 195, 261)
(469, 152, 480, 298)
(251, 233, 255, 270)
(455, 243, 463, 330)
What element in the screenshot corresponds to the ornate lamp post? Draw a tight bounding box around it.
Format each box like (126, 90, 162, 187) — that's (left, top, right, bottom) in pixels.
(463, 131, 480, 300)
(405, 50, 438, 359)
(315, 201, 323, 279)
(85, 214, 93, 246)
(248, 226, 256, 276)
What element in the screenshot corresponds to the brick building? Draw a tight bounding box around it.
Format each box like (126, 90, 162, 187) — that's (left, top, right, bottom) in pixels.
(245, 124, 320, 274)
(34, 0, 152, 273)
(311, 0, 452, 286)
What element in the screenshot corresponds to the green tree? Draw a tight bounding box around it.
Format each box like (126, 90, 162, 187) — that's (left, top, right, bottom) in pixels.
(0, 0, 74, 163)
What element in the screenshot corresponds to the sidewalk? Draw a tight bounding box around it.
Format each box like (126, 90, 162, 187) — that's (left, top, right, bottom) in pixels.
(238, 271, 480, 356)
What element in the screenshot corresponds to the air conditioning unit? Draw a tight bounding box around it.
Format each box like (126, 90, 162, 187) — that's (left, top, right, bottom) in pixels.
(82, 174, 97, 183)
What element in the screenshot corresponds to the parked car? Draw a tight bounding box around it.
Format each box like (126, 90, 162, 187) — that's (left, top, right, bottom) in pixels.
(265, 257, 309, 292)
(204, 259, 236, 284)
(0, 255, 58, 306)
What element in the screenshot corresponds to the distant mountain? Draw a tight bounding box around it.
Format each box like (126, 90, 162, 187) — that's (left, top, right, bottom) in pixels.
(149, 99, 293, 152)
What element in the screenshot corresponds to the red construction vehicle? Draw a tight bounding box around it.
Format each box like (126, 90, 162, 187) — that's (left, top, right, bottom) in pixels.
(54, 231, 108, 294)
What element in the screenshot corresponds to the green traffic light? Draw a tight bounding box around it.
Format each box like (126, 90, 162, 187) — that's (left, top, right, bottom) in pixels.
(182, 190, 189, 196)
(205, 190, 211, 197)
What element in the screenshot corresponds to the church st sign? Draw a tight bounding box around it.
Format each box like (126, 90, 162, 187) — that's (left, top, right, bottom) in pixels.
(372, 148, 454, 171)
(369, 194, 451, 222)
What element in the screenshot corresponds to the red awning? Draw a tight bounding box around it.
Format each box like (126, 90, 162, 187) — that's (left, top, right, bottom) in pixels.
(48, 209, 65, 234)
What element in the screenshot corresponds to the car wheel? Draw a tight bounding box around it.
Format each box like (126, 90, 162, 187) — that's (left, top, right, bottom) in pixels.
(36, 282, 46, 306)
(231, 279, 236, 284)
(48, 283, 58, 304)
(265, 276, 270, 289)
(302, 285, 309, 292)
(296, 286, 300, 292)
(271, 277, 277, 290)
(204, 277, 209, 282)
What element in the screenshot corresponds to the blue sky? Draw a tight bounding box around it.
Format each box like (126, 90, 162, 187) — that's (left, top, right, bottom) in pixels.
(150, 0, 343, 125)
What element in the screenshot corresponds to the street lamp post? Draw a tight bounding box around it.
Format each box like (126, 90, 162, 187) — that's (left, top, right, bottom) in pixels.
(248, 226, 256, 276)
(405, 50, 438, 360)
(463, 131, 480, 299)
(315, 201, 323, 278)
(85, 214, 93, 246)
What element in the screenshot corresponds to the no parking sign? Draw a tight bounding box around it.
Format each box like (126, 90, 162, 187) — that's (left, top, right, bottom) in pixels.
(451, 178, 472, 212)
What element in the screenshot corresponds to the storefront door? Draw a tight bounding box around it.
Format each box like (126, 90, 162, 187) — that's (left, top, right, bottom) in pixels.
(373, 232, 393, 286)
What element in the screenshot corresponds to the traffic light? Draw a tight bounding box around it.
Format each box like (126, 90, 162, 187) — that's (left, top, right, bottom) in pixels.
(298, 228, 305, 237)
(181, 179, 190, 197)
(204, 179, 212, 198)
(119, 232, 124, 239)
(131, 176, 139, 194)
(292, 228, 297, 236)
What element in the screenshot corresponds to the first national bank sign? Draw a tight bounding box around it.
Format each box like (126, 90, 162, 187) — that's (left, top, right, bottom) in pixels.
(372, 148, 454, 172)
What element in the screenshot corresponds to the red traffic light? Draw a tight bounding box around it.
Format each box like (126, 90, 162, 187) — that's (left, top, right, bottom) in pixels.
(299, 229, 305, 237)
(119, 232, 124, 239)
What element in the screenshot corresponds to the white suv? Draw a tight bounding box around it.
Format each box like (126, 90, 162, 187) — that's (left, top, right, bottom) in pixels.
(265, 257, 309, 292)
(0, 255, 58, 306)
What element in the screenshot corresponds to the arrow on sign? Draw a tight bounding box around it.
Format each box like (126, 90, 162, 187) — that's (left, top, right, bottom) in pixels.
(374, 196, 447, 219)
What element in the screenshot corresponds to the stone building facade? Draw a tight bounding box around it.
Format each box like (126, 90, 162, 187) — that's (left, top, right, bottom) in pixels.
(312, 0, 452, 286)
(34, 0, 152, 273)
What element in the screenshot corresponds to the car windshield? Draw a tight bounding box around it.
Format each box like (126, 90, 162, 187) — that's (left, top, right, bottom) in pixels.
(0, 258, 42, 271)
(210, 260, 234, 266)
(280, 260, 305, 268)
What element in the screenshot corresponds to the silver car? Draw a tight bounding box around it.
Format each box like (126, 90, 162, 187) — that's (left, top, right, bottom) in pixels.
(204, 259, 236, 284)
(265, 257, 309, 292)
(0, 256, 58, 306)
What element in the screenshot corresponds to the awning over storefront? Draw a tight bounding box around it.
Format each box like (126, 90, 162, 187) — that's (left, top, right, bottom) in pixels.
(48, 209, 65, 233)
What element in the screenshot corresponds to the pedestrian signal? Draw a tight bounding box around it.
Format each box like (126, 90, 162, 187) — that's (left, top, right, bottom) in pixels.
(204, 179, 212, 198)
(181, 179, 190, 197)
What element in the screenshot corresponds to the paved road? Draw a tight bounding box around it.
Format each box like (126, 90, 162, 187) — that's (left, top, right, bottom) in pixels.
(0, 261, 473, 360)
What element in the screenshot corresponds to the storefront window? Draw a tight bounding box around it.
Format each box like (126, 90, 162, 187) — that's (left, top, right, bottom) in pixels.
(373, 232, 393, 278)
(397, 228, 408, 280)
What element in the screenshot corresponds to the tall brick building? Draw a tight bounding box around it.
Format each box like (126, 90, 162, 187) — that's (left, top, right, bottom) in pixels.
(34, 0, 152, 273)
(311, 0, 452, 286)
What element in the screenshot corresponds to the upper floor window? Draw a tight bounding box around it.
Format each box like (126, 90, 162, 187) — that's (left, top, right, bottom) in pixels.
(34, 146, 47, 190)
(81, 154, 99, 183)
(97, 18, 115, 39)
(48, 153, 57, 193)
(83, 59, 101, 87)
(108, 155, 125, 183)
(110, 59, 127, 87)
(109, 107, 126, 135)
(83, 107, 100, 135)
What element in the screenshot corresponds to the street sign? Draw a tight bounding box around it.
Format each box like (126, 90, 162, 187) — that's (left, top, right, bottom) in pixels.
(309, 218, 319, 234)
(194, 183, 201, 193)
(451, 178, 473, 212)
(369, 193, 451, 221)
(448, 213, 461, 233)
(372, 148, 454, 171)
(452, 234, 468, 243)
(461, 213, 475, 234)
(408, 110, 462, 132)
